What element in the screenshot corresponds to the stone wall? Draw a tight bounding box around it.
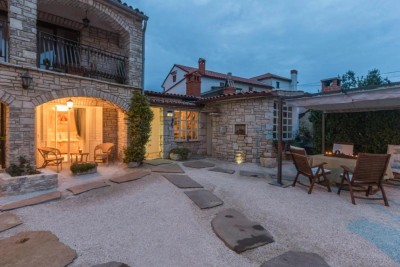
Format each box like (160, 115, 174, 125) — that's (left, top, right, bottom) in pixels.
(103, 108, 118, 160)
(0, 62, 138, 166)
(206, 97, 276, 163)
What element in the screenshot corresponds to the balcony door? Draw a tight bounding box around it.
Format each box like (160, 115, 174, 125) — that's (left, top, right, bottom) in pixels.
(0, 17, 7, 62)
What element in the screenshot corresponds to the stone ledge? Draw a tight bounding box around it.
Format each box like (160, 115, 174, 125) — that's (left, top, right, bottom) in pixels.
(0, 169, 58, 196)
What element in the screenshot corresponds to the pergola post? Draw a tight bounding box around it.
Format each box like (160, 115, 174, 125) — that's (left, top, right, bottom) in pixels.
(322, 111, 325, 153)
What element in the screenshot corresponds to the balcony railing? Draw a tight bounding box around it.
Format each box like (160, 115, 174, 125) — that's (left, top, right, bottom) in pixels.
(38, 31, 127, 84)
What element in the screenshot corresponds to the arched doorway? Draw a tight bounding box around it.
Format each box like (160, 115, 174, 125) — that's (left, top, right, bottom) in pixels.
(35, 97, 127, 167)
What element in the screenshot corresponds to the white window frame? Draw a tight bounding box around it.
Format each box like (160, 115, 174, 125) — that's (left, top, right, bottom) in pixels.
(272, 101, 293, 140)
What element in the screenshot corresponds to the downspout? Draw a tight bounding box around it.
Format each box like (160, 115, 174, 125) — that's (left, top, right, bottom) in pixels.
(141, 18, 148, 94)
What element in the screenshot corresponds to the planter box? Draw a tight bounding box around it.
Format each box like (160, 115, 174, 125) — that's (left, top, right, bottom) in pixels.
(72, 166, 97, 176)
(0, 169, 58, 196)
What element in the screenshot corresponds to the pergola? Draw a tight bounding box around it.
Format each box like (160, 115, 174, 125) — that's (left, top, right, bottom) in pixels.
(272, 82, 400, 184)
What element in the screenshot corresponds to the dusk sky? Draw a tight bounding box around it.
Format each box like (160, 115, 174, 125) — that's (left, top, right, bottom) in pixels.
(129, 0, 400, 93)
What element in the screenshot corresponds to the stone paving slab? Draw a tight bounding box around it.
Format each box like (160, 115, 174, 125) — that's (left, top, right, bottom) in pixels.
(239, 170, 267, 179)
(0, 231, 76, 267)
(182, 161, 216, 168)
(92, 262, 130, 267)
(209, 167, 235, 174)
(152, 164, 185, 173)
(67, 181, 110, 195)
(143, 159, 173, 166)
(109, 171, 151, 184)
(211, 208, 274, 253)
(162, 174, 203, 188)
(0, 191, 62, 211)
(184, 189, 223, 209)
(0, 213, 22, 233)
(260, 251, 330, 267)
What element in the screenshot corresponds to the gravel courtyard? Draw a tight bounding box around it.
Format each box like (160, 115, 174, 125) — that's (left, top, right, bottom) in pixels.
(1, 159, 399, 267)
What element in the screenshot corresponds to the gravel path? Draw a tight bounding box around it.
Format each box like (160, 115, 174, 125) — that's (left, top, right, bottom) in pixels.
(1, 159, 399, 267)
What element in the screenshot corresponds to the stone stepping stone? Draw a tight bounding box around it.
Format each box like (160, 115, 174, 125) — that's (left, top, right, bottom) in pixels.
(184, 189, 223, 209)
(152, 164, 184, 173)
(143, 159, 173, 166)
(0, 213, 22, 233)
(162, 174, 203, 188)
(110, 171, 150, 184)
(211, 208, 274, 253)
(182, 161, 216, 168)
(239, 170, 267, 179)
(209, 167, 235, 174)
(260, 251, 330, 267)
(92, 262, 130, 267)
(67, 181, 110, 195)
(0, 231, 77, 267)
(0, 191, 61, 212)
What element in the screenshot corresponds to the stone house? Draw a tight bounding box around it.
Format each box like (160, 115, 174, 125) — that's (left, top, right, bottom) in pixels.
(0, 0, 148, 168)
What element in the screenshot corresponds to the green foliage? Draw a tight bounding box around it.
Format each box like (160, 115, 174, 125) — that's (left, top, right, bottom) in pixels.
(310, 110, 400, 154)
(70, 162, 97, 174)
(169, 147, 191, 160)
(123, 90, 154, 164)
(6, 156, 40, 177)
(341, 69, 390, 90)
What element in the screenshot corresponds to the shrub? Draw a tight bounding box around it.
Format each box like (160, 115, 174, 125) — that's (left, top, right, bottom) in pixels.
(6, 156, 40, 177)
(170, 147, 191, 160)
(70, 162, 97, 174)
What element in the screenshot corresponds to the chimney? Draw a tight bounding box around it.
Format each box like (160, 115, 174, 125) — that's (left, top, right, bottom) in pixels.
(321, 78, 341, 93)
(290, 69, 298, 90)
(185, 72, 201, 96)
(198, 58, 206, 75)
(223, 72, 236, 95)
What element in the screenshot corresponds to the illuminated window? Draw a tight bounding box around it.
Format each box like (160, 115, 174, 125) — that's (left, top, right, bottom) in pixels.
(174, 111, 198, 141)
(272, 101, 292, 140)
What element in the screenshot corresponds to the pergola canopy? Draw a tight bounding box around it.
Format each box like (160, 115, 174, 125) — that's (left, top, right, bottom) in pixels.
(286, 83, 400, 113)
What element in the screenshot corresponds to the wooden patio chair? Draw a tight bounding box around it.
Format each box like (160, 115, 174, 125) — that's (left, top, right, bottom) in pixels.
(37, 147, 64, 173)
(386, 144, 400, 185)
(290, 147, 332, 194)
(94, 143, 114, 165)
(337, 153, 391, 206)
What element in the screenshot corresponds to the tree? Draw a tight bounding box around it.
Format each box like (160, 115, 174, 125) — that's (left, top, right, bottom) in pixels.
(341, 68, 390, 90)
(123, 90, 154, 164)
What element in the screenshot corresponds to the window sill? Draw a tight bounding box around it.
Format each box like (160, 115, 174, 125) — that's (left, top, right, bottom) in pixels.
(174, 140, 200, 143)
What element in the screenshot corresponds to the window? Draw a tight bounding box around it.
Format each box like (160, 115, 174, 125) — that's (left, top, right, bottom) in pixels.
(174, 111, 198, 141)
(249, 86, 253, 92)
(0, 18, 7, 62)
(272, 101, 293, 140)
(276, 81, 280, 89)
(171, 71, 177, 83)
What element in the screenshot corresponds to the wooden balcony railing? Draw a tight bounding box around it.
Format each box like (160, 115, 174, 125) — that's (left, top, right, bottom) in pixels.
(38, 31, 127, 84)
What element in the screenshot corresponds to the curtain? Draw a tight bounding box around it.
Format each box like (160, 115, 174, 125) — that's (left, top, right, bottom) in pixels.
(74, 108, 84, 137)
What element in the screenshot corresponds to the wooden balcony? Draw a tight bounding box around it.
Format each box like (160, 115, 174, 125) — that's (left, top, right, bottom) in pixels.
(38, 31, 127, 84)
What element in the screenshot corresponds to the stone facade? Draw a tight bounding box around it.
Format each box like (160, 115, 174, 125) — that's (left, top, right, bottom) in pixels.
(206, 97, 276, 163)
(0, 0, 146, 167)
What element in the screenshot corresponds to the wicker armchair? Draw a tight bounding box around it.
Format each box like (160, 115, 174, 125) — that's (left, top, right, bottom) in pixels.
(94, 143, 114, 165)
(37, 147, 64, 173)
(338, 153, 391, 206)
(290, 147, 332, 194)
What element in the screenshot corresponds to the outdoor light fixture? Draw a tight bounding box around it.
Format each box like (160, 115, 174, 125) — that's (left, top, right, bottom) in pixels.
(82, 10, 90, 28)
(66, 99, 74, 109)
(166, 110, 174, 117)
(21, 72, 33, 90)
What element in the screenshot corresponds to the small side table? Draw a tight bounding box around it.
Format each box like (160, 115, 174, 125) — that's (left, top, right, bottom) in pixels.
(70, 152, 90, 163)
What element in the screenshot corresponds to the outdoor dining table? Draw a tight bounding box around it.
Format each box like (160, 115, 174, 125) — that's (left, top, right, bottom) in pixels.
(311, 154, 394, 183)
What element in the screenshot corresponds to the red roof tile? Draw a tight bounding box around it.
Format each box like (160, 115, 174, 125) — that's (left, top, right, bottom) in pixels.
(175, 65, 273, 89)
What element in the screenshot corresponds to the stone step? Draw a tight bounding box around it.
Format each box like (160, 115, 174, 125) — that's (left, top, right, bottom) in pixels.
(0, 213, 22, 233)
(109, 171, 150, 184)
(67, 181, 110, 195)
(184, 189, 223, 209)
(162, 174, 203, 188)
(0, 191, 62, 211)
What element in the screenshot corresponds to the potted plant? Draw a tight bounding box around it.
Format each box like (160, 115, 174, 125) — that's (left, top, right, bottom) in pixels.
(169, 147, 191, 161)
(123, 90, 154, 167)
(70, 162, 97, 176)
(6, 156, 41, 177)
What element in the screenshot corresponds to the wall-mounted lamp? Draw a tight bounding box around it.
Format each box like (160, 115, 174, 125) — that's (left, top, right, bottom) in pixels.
(82, 10, 90, 28)
(66, 99, 74, 109)
(166, 110, 174, 127)
(21, 72, 33, 90)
